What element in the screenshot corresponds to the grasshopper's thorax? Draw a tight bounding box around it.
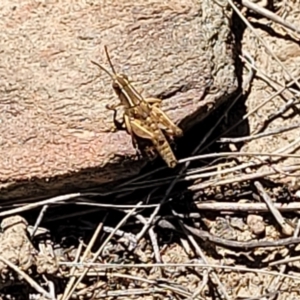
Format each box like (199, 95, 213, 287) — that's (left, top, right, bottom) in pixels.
(112, 74, 143, 109)
(112, 74, 152, 120)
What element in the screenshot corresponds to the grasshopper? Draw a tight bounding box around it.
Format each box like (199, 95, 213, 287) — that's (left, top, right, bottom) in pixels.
(91, 46, 183, 168)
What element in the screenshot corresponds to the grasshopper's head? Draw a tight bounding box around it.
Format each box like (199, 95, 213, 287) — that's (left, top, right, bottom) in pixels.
(112, 73, 139, 108)
(111, 74, 130, 94)
(91, 47, 130, 93)
(92, 46, 139, 108)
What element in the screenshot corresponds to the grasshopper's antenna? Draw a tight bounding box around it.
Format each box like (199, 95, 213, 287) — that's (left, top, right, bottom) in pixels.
(91, 60, 114, 79)
(104, 45, 117, 75)
(91, 46, 117, 79)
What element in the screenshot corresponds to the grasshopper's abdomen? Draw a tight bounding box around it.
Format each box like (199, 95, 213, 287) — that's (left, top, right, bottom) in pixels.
(151, 127, 178, 168)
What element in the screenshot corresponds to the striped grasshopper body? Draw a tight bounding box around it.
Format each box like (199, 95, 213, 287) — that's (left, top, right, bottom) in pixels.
(91, 46, 183, 168)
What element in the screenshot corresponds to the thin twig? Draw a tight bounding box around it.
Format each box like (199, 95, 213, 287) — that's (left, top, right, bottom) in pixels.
(182, 223, 300, 249)
(190, 268, 209, 299)
(63, 214, 108, 300)
(179, 221, 230, 300)
(30, 205, 49, 238)
(241, 54, 300, 99)
(269, 254, 300, 267)
(255, 181, 294, 235)
(57, 261, 300, 281)
(64, 202, 144, 299)
(267, 220, 300, 292)
(241, 0, 300, 34)
(194, 201, 300, 212)
(190, 164, 300, 191)
(62, 242, 84, 300)
(228, 0, 300, 89)
(118, 152, 300, 191)
(135, 214, 161, 263)
(0, 255, 54, 300)
(219, 123, 300, 143)
(102, 226, 137, 250)
(0, 193, 97, 217)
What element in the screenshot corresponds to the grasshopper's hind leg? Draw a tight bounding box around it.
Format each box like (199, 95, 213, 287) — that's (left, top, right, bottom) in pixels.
(146, 98, 183, 137)
(124, 116, 156, 160)
(129, 119, 156, 141)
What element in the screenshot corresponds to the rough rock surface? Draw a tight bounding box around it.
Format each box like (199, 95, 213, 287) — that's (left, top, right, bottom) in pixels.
(0, 216, 58, 287)
(0, 0, 238, 200)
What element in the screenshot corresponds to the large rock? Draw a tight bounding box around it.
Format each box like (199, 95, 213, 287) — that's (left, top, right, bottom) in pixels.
(0, 0, 237, 200)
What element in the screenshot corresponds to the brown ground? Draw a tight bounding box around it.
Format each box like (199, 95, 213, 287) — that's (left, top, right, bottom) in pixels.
(0, 0, 300, 300)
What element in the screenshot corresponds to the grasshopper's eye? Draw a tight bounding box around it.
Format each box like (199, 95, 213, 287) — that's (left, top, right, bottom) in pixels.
(112, 81, 120, 90)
